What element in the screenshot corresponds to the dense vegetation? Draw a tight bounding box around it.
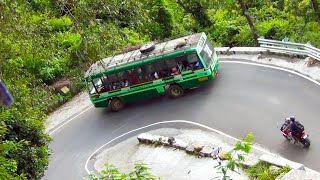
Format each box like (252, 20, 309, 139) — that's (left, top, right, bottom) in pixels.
(0, 0, 320, 179)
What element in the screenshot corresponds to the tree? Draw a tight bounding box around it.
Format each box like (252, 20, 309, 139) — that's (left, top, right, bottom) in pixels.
(140, 0, 174, 40)
(176, 0, 212, 28)
(278, 0, 284, 11)
(238, 0, 259, 46)
(310, 0, 320, 22)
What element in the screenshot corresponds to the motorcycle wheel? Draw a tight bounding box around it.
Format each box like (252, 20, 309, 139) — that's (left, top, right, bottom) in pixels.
(301, 137, 311, 148)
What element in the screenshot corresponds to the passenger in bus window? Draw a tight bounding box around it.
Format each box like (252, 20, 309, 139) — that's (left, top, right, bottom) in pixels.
(144, 74, 151, 81)
(153, 71, 159, 79)
(136, 68, 143, 81)
(124, 79, 129, 87)
(112, 82, 117, 90)
(102, 79, 110, 92)
(195, 61, 203, 69)
(171, 67, 179, 75)
(121, 79, 129, 87)
(128, 70, 139, 84)
(184, 65, 192, 71)
(177, 62, 183, 72)
(160, 69, 169, 77)
(111, 81, 121, 89)
(130, 76, 139, 84)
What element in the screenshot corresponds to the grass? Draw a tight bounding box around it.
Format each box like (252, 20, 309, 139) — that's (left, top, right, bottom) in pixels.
(246, 161, 291, 180)
(152, 139, 162, 147)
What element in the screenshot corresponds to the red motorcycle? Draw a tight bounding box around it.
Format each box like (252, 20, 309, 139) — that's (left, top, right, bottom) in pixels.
(280, 119, 311, 148)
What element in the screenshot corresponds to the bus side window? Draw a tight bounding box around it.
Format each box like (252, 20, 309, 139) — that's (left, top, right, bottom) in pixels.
(127, 69, 139, 85)
(142, 63, 158, 81)
(107, 74, 119, 90)
(135, 68, 144, 82)
(117, 71, 130, 88)
(88, 80, 96, 94)
(176, 55, 191, 72)
(187, 53, 203, 70)
(165, 58, 180, 76)
(92, 77, 104, 93)
(102, 76, 110, 92)
(155, 60, 169, 78)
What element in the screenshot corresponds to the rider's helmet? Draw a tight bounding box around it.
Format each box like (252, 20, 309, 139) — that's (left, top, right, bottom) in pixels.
(289, 116, 295, 122)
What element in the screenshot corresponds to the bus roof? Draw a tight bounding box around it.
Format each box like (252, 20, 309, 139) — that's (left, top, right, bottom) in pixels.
(84, 32, 204, 78)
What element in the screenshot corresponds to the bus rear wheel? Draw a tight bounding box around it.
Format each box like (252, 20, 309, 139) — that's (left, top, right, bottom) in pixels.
(110, 98, 124, 112)
(167, 84, 184, 98)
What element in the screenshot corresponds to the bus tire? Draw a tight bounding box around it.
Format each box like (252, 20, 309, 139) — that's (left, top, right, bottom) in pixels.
(110, 98, 124, 112)
(167, 84, 184, 98)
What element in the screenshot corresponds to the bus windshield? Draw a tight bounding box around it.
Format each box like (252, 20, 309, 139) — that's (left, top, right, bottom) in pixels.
(200, 39, 215, 68)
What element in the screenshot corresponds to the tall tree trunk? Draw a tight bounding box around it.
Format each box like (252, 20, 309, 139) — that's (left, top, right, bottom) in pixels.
(310, 0, 320, 22)
(278, 0, 284, 11)
(176, 0, 212, 27)
(292, 0, 299, 17)
(238, 0, 259, 46)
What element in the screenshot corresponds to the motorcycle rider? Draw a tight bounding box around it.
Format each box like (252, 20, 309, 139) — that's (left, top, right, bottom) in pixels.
(285, 116, 299, 143)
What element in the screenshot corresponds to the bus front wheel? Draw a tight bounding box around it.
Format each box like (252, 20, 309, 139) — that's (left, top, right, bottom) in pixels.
(167, 84, 184, 98)
(110, 98, 124, 112)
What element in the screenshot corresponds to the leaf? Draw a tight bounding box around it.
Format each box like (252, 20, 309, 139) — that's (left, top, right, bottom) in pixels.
(237, 154, 245, 161)
(243, 132, 255, 143)
(243, 143, 252, 154)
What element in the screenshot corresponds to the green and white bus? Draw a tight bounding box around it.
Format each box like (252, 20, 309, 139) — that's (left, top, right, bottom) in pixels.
(84, 32, 219, 111)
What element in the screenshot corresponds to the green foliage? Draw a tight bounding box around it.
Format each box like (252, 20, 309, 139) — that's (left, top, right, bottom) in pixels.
(152, 139, 161, 147)
(214, 133, 255, 180)
(47, 16, 73, 32)
(56, 32, 81, 50)
(209, 9, 247, 46)
(85, 162, 159, 180)
(176, 0, 212, 27)
(246, 161, 291, 180)
(39, 58, 66, 83)
(122, 28, 150, 46)
(258, 19, 290, 40)
(1, 0, 320, 179)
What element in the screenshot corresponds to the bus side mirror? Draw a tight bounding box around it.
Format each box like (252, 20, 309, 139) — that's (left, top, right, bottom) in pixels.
(0, 81, 13, 107)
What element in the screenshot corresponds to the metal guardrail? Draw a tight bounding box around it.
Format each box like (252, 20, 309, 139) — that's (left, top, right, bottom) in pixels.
(258, 37, 320, 61)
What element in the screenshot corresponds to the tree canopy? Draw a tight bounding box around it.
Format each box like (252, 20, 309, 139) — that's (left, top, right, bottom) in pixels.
(1, 0, 320, 179)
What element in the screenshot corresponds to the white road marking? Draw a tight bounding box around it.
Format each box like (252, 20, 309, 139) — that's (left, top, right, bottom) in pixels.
(84, 120, 275, 174)
(85, 120, 319, 175)
(220, 60, 320, 86)
(43, 60, 320, 174)
(49, 105, 93, 135)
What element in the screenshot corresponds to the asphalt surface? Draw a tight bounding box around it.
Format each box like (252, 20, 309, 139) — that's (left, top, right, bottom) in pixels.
(43, 62, 320, 180)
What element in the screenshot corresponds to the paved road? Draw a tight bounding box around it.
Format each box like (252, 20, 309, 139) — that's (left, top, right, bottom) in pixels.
(43, 62, 320, 180)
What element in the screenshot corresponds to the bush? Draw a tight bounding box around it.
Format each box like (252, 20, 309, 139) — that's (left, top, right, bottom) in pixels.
(246, 161, 291, 180)
(258, 19, 290, 40)
(56, 32, 82, 50)
(209, 9, 247, 46)
(47, 16, 73, 32)
(0, 108, 51, 179)
(39, 58, 66, 83)
(299, 22, 320, 47)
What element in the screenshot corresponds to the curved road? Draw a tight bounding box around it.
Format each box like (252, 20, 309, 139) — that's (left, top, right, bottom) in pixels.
(43, 61, 320, 180)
